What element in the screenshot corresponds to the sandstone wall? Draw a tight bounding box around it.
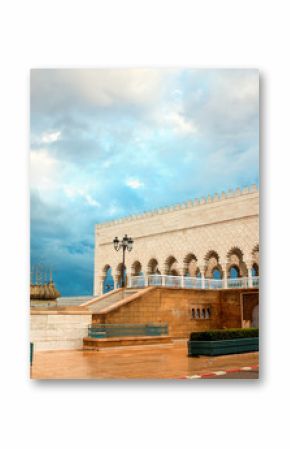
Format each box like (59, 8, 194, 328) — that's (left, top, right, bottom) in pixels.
(30, 311, 92, 351)
(93, 288, 257, 338)
(94, 186, 259, 295)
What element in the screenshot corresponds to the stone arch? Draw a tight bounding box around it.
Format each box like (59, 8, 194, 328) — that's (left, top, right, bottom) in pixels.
(131, 260, 142, 276)
(212, 267, 222, 279)
(227, 246, 247, 277)
(252, 262, 259, 277)
(102, 264, 111, 275)
(252, 304, 259, 327)
(183, 253, 198, 276)
(165, 255, 179, 275)
(195, 267, 202, 278)
(242, 292, 259, 328)
(147, 258, 160, 275)
(204, 250, 222, 278)
(102, 264, 114, 293)
(252, 243, 259, 254)
(116, 262, 127, 287)
(252, 243, 259, 267)
(229, 265, 240, 278)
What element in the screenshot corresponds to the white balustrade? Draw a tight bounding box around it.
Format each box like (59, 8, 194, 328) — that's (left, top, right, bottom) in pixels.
(129, 274, 259, 290)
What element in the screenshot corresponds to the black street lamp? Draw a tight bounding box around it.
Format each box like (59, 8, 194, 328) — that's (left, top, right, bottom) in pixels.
(113, 234, 134, 288)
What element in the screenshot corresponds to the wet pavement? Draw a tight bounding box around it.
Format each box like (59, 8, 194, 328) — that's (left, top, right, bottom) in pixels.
(31, 340, 259, 380)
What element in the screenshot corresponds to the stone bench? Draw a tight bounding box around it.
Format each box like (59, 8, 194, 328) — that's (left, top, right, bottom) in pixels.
(83, 335, 172, 350)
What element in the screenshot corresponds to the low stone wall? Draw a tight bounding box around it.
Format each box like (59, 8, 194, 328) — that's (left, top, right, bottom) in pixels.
(30, 310, 92, 351)
(93, 288, 259, 338)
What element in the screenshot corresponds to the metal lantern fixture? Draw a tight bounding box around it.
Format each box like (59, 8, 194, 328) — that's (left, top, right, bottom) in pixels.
(113, 234, 134, 288)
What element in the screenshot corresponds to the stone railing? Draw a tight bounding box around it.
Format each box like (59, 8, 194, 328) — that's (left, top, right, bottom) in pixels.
(88, 323, 168, 338)
(129, 275, 259, 290)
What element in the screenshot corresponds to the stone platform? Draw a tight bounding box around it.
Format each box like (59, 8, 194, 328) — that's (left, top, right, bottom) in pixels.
(31, 340, 259, 379)
(83, 335, 172, 350)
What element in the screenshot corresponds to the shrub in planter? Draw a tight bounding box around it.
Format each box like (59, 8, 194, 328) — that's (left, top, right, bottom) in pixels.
(188, 328, 259, 356)
(189, 328, 259, 341)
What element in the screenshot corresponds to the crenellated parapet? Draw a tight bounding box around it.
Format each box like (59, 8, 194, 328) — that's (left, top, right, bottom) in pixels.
(96, 184, 258, 229)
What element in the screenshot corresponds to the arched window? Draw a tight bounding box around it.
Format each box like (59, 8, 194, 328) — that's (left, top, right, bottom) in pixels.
(147, 258, 159, 274)
(183, 253, 198, 277)
(212, 268, 222, 279)
(252, 263, 259, 277)
(131, 260, 142, 276)
(116, 263, 127, 288)
(201, 309, 205, 319)
(191, 308, 195, 319)
(165, 255, 179, 276)
(229, 266, 239, 278)
(206, 307, 211, 319)
(204, 249, 220, 278)
(103, 267, 114, 293)
(227, 247, 247, 277)
(196, 309, 200, 319)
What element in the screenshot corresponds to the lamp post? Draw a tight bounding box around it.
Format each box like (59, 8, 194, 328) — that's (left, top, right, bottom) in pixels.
(113, 234, 134, 288)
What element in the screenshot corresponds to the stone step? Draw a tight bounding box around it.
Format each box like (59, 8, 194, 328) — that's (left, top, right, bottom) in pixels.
(57, 296, 93, 306)
(83, 335, 173, 350)
(87, 289, 139, 313)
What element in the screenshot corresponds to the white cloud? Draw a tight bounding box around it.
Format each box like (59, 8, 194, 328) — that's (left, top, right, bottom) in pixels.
(41, 130, 61, 143)
(64, 186, 100, 208)
(184, 70, 259, 138)
(125, 178, 144, 189)
(31, 69, 175, 113)
(30, 149, 60, 190)
(83, 194, 101, 208)
(165, 111, 198, 135)
(107, 204, 122, 217)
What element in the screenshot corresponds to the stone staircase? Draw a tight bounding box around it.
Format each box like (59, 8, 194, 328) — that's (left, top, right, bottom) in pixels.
(57, 296, 93, 307)
(82, 289, 140, 313)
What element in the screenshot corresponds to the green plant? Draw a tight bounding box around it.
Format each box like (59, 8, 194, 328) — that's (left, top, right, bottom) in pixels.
(189, 328, 259, 341)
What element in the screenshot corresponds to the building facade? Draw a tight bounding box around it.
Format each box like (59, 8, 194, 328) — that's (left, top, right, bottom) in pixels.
(94, 185, 259, 296)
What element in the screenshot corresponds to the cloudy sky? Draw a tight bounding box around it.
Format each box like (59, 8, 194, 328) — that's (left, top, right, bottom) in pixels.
(30, 68, 259, 296)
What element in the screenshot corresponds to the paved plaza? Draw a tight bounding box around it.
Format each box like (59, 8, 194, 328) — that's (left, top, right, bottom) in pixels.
(31, 340, 259, 380)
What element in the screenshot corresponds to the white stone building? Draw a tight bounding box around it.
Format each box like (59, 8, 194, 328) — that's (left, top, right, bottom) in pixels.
(93, 185, 259, 296)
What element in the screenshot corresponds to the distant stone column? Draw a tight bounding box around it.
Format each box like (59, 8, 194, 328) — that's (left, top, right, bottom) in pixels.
(113, 275, 119, 290)
(97, 275, 105, 296)
(181, 276, 185, 288)
(247, 265, 253, 288)
(221, 262, 228, 289)
(200, 270, 205, 289)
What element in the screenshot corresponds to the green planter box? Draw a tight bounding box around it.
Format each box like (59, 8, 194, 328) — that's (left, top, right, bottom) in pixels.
(188, 337, 259, 356)
(30, 342, 34, 366)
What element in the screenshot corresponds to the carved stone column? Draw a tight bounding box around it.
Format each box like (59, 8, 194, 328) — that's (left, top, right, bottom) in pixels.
(113, 275, 119, 290)
(96, 275, 105, 296)
(181, 276, 185, 288)
(245, 260, 253, 288)
(200, 270, 205, 289)
(248, 266, 253, 288)
(221, 262, 228, 289)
